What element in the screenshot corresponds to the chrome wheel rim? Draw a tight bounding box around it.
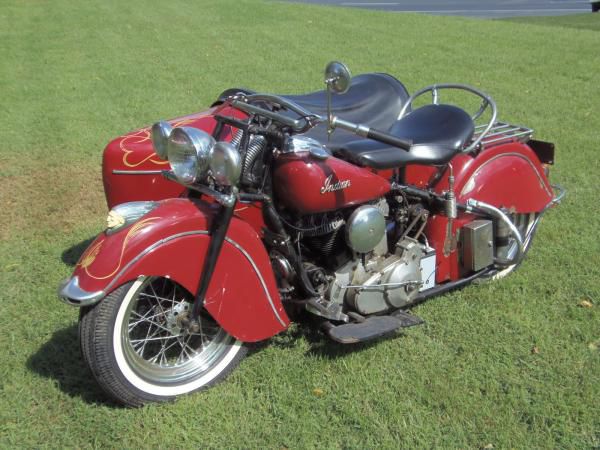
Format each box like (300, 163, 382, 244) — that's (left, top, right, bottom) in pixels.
(120, 277, 235, 385)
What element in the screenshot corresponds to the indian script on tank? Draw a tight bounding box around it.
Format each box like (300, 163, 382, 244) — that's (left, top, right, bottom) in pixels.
(320, 175, 352, 194)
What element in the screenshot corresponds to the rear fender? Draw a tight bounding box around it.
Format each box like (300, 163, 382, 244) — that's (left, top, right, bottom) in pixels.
(63, 198, 289, 342)
(454, 141, 553, 211)
(419, 141, 554, 283)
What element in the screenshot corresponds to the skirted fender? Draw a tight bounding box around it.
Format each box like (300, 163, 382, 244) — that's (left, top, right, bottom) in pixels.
(454, 141, 554, 211)
(59, 198, 289, 342)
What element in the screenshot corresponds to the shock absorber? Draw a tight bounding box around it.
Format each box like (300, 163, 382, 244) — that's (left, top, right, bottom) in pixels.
(443, 164, 457, 256)
(241, 135, 267, 186)
(230, 129, 267, 186)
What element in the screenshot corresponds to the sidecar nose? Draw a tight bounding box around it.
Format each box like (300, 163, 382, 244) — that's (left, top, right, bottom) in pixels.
(58, 276, 104, 307)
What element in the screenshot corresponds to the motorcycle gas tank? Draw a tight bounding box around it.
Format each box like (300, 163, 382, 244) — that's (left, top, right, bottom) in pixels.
(273, 152, 391, 214)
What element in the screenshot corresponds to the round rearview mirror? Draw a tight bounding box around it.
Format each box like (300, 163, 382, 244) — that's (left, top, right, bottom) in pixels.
(324, 61, 352, 94)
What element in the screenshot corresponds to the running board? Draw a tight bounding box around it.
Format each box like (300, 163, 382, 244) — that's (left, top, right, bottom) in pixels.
(325, 312, 424, 344)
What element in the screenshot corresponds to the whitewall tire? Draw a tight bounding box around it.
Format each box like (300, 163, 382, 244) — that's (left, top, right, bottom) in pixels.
(79, 276, 246, 407)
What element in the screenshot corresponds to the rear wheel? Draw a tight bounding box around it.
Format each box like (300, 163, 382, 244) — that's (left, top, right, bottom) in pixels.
(79, 276, 246, 407)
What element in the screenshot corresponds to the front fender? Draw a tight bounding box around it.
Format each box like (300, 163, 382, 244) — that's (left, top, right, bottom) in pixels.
(60, 198, 289, 342)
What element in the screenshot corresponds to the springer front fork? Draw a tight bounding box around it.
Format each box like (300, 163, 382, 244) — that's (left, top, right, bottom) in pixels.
(161, 171, 240, 331)
(189, 200, 237, 331)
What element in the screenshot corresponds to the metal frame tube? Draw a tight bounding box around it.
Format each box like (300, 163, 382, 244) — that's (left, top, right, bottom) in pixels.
(465, 198, 524, 268)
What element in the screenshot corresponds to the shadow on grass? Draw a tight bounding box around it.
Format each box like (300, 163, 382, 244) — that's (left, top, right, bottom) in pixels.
(29, 323, 267, 408)
(61, 236, 96, 266)
(27, 324, 120, 407)
(270, 319, 393, 359)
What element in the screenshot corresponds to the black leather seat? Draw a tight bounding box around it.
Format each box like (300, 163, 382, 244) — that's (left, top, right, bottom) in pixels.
(215, 73, 410, 146)
(288, 73, 410, 145)
(329, 104, 475, 169)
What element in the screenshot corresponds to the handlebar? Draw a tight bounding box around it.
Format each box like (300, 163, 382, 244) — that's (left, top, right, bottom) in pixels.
(229, 98, 310, 133)
(244, 94, 315, 118)
(331, 117, 412, 151)
(227, 93, 413, 152)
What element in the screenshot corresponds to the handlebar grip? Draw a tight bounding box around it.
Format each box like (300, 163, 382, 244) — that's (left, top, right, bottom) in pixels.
(366, 128, 412, 151)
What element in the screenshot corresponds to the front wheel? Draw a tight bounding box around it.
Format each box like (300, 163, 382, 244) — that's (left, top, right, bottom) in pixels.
(79, 276, 247, 407)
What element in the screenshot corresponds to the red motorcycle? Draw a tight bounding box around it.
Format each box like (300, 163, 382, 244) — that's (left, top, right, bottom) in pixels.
(58, 62, 563, 406)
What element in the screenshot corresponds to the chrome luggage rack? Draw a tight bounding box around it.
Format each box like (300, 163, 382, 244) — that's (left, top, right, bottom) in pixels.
(470, 121, 533, 150)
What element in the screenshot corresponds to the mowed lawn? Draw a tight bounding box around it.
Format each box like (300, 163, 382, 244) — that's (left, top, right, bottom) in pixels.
(1, 0, 598, 448)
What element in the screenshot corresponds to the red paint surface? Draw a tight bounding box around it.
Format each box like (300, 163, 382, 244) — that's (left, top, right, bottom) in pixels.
(453, 143, 553, 211)
(409, 142, 552, 283)
(273, 153, 391, 214)
(102, 105, 247, 209)
(72, 198, 288, 342)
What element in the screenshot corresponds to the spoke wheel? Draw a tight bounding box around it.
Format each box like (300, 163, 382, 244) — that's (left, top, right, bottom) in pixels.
(79, 277, 246, 407)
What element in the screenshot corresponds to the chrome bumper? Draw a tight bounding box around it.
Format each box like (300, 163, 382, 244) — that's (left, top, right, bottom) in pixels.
(550, 184, 566, 207)
(57, 276, 104, 307)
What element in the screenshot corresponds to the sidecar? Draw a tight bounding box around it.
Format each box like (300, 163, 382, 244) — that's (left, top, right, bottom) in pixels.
(103, 107, 223, 209)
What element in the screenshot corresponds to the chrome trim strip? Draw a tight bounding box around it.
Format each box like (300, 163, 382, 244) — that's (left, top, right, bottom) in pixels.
(112, 170, 164, 175)
(103, 231, 211, 296)
(58, 276, 105, 307)
(224, 237, 287, 327)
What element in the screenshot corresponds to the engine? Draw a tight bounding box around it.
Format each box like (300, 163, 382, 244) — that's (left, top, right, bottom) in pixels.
(280, 197, 436, 318)
(328, 237, 435, 315)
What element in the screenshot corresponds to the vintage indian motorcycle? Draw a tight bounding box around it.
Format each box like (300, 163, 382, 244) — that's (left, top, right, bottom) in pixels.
(58, 62, 563, 406)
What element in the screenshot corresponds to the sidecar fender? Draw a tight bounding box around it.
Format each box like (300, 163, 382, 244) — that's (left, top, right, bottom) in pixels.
(60, 198, 289, 342)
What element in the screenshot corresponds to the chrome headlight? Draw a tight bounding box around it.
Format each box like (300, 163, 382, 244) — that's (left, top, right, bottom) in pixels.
(151, 121, 173, 160)
(167, 127, 215, 184)
(210, 141, 242, 186)
(106, 201, 158, 235)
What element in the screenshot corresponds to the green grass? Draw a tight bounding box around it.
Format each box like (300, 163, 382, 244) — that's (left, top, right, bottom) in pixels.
(1, 1, 599, 448)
